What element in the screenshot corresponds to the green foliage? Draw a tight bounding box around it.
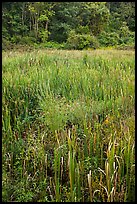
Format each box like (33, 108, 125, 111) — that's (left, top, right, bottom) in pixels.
(108, 2, 135, 32)
(80, 2, 110, 35)
(98, 31, 120, 46)
(67, 31, 99, 50)
(118, 23, 135, 45)
(2, 38, 13, 50)
(49, 2, 80, 42)
(2, 2, 135, 49)
(38, 30, 49, 43)
(19, 36, 37, 45)
(37, 41, 66, 49)
(76, 25, 90, 34)
(98, 25, 135, 47)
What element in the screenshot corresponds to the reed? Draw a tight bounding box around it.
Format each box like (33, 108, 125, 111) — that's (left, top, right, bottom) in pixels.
(2, 49, 135, 202)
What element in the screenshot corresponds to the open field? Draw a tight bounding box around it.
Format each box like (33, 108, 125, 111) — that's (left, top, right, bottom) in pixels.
(2, 49, 135, 202)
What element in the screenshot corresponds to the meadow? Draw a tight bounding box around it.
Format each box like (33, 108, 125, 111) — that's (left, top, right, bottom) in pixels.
(2, 48, 135, 202)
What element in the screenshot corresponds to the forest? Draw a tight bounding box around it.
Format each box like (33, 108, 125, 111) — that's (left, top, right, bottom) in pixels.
(2, 2, 135, 50)
(2, 2, 135, 202)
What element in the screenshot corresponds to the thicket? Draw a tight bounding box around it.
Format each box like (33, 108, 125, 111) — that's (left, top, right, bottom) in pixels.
(2, 2, 135, 50)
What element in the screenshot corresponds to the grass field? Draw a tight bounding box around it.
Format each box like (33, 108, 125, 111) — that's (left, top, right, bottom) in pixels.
(2, 49, 135, 202)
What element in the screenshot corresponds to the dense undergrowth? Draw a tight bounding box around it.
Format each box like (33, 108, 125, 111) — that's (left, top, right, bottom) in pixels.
(2, 49, 135, 202)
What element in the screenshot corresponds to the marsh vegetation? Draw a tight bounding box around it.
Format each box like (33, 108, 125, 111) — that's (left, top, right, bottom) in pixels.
(2, 49, 135, 202)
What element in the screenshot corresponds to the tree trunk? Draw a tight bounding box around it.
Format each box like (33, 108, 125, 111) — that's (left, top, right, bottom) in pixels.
(45, 20, 48, 31)
(30, 15, 31, 31)
(21, 3, 25, 26)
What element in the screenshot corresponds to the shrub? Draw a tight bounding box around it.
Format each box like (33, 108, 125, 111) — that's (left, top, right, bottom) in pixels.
(2, 38, 13, 50)
(38, 30, 49, 43)
(10, 35, 22, 44)
(118, 27, 135, 45)
(67, 31, 100, 50)
(37, 41, 66, 50)
(76, 25, 90, 34)
(98, 24, 135, 47)
(19, 36, 37, 45)
(98, 31, 120, 47)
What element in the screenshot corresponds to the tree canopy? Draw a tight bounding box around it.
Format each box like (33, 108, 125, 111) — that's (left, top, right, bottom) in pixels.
(2, 2, 135, 49)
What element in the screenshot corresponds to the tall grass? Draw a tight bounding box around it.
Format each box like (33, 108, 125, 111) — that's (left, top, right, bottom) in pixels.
(2, 49, 135, 202)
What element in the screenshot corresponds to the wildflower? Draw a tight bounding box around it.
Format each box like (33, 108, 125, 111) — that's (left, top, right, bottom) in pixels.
(104, 115, 109, 125)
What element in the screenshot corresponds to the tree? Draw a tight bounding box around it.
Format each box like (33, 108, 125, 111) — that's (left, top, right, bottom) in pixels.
(2, 2, 135, 48)
(106, 2, 135, 32)
(49, 2, 81, 42)
(79, 2, 110, 36)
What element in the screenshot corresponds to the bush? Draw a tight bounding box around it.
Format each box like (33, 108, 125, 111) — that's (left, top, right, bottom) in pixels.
(98, 31, 120, 47)
(35, 41, 66, 50)
(10, 35, 22, 44)
(118, 28, 135, 45)
(98, 23, 135, 47)
(38, 30, 49, 43)
(67, 31, 100, 50)
(116, 44, 135, 50)
(76, 25, 90, 34)
(2, 36, 36, 50)
(2, 38, 13, 50)
(19, 36, 37, 45)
